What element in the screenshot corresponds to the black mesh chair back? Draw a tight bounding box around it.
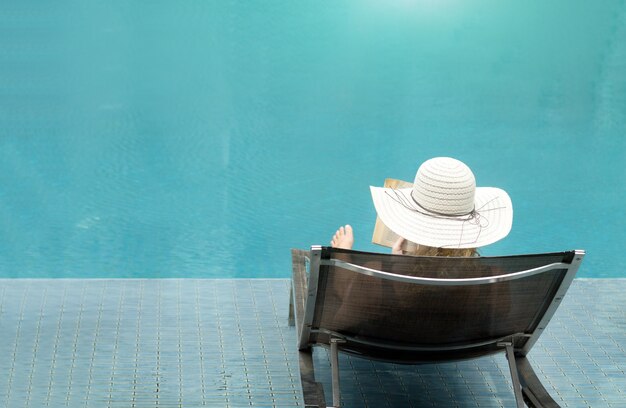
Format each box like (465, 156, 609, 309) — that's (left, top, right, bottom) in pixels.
(299, 247, 582, 362)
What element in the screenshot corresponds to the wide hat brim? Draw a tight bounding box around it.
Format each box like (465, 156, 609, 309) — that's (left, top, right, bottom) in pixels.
(370, 185, 513, 249)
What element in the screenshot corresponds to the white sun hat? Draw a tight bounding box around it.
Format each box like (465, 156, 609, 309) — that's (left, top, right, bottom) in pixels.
(370, 157, 513, 249)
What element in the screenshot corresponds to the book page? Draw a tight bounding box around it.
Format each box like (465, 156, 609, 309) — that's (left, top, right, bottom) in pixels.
(371, 178, 419, 251)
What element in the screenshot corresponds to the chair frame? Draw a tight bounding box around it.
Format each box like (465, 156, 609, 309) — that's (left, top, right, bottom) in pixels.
(289, 246, 585, 408)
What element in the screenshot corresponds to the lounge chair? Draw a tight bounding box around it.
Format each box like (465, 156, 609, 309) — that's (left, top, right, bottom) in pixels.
(289, 246, 585, 408)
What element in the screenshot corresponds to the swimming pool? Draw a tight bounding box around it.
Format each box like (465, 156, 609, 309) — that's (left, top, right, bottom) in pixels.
(1, 1, 625, 278)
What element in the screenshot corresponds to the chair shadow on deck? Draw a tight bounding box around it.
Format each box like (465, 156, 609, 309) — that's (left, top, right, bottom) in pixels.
(289, 246, 585, 408)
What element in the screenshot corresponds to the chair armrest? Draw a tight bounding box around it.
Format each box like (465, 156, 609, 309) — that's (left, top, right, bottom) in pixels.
(291, 249, 309, 339)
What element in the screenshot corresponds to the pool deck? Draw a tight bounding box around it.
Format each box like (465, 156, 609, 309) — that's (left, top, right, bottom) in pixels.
(0, 278, 624, 407)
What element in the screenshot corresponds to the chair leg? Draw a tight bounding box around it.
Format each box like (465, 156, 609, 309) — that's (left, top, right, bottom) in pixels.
(330, 338, 345, 408)
(299, 349, 327, 408)
(498, 341, 561, 408)
(515, 356, 561, 408)
(499, 342, 525, 408)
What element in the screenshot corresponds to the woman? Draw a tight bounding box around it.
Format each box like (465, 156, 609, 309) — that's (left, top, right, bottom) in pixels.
(331, 157, 513, 256)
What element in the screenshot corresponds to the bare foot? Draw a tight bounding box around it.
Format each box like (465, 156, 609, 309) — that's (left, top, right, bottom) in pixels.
(330, 225, 354, 249)
(392, 237, 405, 255)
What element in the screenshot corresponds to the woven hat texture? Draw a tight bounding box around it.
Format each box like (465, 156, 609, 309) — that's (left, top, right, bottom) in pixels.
(370, 157, 513, 248)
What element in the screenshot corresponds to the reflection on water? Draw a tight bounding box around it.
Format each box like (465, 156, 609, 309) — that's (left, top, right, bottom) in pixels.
(0, 1, 625, 277)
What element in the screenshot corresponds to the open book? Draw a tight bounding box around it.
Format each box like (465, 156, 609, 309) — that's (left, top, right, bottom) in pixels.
(371, 178, 419, 252)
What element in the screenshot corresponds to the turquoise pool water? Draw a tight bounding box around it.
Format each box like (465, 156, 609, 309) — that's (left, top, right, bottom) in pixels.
(1, 1, 624, 278)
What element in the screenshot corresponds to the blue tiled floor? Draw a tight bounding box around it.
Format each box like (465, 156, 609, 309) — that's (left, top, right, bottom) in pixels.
(0, 279, 624, 407)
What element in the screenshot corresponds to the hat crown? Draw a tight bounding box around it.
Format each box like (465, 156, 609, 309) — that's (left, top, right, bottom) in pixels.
(412, 157, 476, 216)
